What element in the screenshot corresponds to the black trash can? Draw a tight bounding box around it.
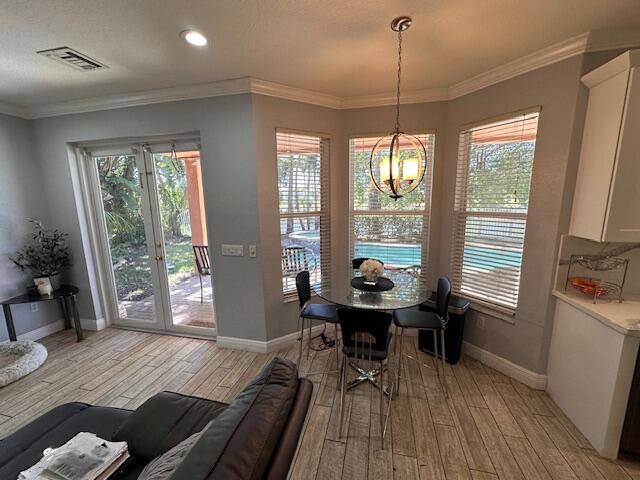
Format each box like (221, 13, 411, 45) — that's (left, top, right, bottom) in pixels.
(418, 293, 470, 364)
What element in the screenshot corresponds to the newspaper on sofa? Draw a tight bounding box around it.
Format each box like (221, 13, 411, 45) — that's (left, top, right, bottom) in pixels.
(18, 432, 128, 480)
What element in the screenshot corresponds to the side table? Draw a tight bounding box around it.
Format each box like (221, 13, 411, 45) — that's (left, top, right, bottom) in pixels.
(1, 285, 83, 342)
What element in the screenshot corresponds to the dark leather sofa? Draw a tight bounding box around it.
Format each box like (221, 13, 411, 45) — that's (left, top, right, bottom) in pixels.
(0, 357, 312, 479)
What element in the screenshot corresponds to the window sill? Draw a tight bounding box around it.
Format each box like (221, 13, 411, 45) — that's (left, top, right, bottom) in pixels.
(283, 294, 299, 304)
(457, 296, 516, 325)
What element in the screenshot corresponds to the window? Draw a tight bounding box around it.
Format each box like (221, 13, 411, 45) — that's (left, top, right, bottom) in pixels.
(349, 134, 435, 275)
(451, 111, 539, 312)
(276, 131, 330, 296)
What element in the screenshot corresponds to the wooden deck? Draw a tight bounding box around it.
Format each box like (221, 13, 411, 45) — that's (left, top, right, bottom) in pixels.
(121, 274, 215, 328)
(1, 327, 639, 479)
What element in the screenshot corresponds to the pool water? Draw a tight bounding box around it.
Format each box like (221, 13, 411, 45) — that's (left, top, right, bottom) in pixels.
(355, 243, 521, 270)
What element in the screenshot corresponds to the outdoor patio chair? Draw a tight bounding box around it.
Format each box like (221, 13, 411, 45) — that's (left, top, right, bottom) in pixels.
(282, 246, 317, 278)
(193, 245, 210, 303)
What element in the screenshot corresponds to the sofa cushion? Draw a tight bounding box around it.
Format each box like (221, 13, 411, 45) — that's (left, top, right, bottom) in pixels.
(168, 357, 299, 480)
(113, 391, 227, 463)
(0, 403, 130, 480)
(138, 426, 207, 480)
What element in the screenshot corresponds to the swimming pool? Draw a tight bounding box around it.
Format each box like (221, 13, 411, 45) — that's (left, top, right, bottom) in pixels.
(355, 242, 521, 270)
(286, 230, 522, 270)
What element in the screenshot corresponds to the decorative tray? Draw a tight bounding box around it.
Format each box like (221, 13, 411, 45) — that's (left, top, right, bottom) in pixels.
(351, 276, 395, 292)
(569, 277, 620, 298)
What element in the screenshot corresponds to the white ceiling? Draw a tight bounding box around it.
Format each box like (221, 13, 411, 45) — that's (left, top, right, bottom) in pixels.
(1, 0, 639, 110)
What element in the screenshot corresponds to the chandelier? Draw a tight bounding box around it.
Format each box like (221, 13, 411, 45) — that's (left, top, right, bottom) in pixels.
(370, 16, 427, 200)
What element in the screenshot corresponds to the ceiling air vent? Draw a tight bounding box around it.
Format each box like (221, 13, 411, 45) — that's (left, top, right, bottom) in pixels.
(36, 46, 107, 71)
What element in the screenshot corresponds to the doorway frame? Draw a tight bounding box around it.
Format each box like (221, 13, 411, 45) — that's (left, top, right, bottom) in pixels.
(72, 133, 217, 339)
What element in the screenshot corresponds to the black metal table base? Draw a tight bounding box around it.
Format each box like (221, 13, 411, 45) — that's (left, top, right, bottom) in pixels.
(346, 361, 392, 396)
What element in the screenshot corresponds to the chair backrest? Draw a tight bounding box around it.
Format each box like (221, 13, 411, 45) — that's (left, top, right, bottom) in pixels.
(193, 245, 210, 274)
(337, 308, 392, 358)
(282, 247, 316, 277)
(436, 276, 452, 321)
(295, 271, 311, 310)
(352, 258, 384, 269)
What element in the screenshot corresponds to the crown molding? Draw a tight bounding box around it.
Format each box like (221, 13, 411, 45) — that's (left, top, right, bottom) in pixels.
(341, 87, 449, 109)
(3, 29, 639, 119)
(0, 101, 28, 118)
(249, 78, 342, 109)
(448, 33, 590, 99)
(23, 77, 254, 119)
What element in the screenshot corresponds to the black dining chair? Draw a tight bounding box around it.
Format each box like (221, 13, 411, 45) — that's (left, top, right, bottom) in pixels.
(352, 258, 384, 269)
(192, 245, 210, 303)
(392, 276, 452, 397)
(295, 271, 340, 377)
(337, 307, 393, 448)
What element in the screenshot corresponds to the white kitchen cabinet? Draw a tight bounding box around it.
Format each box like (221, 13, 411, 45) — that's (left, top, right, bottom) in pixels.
(570, 50, 640, 242)
(548, 292, 640, 458)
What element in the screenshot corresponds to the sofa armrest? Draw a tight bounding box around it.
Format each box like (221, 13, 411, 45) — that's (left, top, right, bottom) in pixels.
(265, 378, 313, 480)
(113, 391, 227, 462)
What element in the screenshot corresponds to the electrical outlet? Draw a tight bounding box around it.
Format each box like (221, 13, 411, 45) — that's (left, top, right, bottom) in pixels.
(221, 244, 244, 257)
(248, 245, 257, 258)
(30, 303, 38, 312)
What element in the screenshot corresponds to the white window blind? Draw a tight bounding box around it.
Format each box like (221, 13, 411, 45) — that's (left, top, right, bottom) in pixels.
(451, 111, 539, 312)
(349, 134, 435, 275)
(277, 130, 331, 297)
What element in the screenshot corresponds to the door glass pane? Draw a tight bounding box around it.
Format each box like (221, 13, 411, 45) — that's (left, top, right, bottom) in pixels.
(95, 155, 156, 322)
(153, 151, 215, 329)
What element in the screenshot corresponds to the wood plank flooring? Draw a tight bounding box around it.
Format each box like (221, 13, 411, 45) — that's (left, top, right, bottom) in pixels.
(1, 327, 639, 480)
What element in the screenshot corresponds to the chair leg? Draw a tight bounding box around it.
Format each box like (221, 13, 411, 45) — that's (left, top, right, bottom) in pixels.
(440, 328, 448, 398)
(339, 357, 346, 439)
(379, 359, 384, 449)
(199, 275, 204, 303)
(392, 325, 399, 385)
(395, 327, 404, 395)
(306, 320, 312, 359)
(432, 329, 441, 394)
(297, 316, 304, 369)
(334, 324, 340, 387)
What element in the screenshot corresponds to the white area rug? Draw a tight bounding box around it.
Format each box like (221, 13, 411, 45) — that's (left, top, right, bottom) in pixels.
(0, 340, 48, 387)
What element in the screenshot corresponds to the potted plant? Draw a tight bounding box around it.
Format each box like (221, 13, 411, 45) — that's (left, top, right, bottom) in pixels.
(11, 220, 72, 295)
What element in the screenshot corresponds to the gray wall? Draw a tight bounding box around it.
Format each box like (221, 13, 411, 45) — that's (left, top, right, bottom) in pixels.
(1, 48, 632, 374)
(29, 95, 268, 341)
(0, 113, 60, 341)
(251, 94, 344, 340)
(439, 56, 586, 373)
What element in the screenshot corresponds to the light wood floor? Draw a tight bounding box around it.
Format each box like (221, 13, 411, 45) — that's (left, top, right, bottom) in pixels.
(1, 327, 639, 480)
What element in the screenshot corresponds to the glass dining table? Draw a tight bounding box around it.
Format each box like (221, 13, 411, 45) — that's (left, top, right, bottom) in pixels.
(312, 268, 429, 392)
(312, 267, 429, 310)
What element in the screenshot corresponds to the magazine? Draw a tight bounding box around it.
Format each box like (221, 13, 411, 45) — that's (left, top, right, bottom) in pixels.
(19, 432, 128, 480)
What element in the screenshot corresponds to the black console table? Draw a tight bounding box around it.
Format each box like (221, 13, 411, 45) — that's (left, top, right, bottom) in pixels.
(1, 285, 83, 342)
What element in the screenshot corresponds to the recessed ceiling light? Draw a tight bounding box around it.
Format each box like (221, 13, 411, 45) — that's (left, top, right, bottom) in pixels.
(181, 30, 207, 47)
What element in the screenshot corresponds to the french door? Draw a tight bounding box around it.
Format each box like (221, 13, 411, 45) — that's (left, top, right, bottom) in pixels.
(87, 139, 216, 337)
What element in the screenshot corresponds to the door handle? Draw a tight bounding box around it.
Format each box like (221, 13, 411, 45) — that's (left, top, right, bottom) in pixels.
(155, 256, 164, 261)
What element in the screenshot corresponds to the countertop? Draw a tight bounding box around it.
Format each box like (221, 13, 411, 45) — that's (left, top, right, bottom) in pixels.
(552, 289, 640, 337)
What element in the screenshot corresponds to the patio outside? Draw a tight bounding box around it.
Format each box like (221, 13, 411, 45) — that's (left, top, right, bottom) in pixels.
(98, 151, 215, 329)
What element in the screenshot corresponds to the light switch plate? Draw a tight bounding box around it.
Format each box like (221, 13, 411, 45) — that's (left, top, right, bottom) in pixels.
(248, 245, 257, 258)
(221, 244, 244, 257)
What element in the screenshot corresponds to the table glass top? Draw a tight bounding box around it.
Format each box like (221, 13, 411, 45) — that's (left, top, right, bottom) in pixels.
(312, 268, 428, 310)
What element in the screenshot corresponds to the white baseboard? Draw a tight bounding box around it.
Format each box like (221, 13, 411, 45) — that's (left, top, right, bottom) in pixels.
(16, 319, 66, 342)
(462, 341, 547, 390)
(216, 336, 268, 353)
(80, 317, 106, 331)
(266, 324, 327, 353)
(217, 324, 327, 354)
